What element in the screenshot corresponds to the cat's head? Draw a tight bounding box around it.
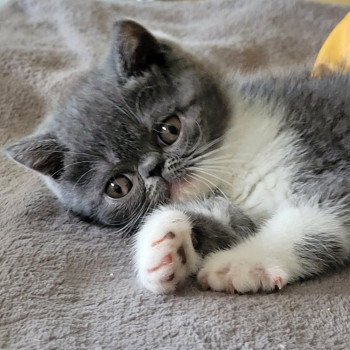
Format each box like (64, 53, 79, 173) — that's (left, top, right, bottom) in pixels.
(6, 20, 230, 232)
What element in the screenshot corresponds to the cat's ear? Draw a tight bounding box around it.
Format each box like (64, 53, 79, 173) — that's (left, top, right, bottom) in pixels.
(110, 19, 165, 80)
(5, 134, 67, 179)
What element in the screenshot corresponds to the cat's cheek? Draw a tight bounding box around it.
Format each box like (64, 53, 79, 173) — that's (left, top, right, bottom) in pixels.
(169, 177, 210, 201)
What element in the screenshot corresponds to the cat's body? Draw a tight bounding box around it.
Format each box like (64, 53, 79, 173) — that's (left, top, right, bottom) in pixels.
(136, 73, 350, 293)
(6, 20, 350, 294)
(228, 73, 350, 224)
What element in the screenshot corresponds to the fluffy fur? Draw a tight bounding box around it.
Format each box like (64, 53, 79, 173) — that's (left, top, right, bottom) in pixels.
(6, 20, 350, 294)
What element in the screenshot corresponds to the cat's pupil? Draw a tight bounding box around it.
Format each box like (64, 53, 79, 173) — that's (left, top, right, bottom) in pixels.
(113, 183, 122, 194)
(168, 125, 179, 135)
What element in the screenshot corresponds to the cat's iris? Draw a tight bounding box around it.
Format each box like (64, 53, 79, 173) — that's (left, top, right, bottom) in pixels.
(156, 115, 181, 145)
(105, 175, 133, 199)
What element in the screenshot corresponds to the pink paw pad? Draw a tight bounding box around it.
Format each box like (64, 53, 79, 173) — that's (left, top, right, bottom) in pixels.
(147, 231, 188, 281)
(136, 209, 197, 294)
(147, 254, 173, 272)
(151, 231, 175, 246)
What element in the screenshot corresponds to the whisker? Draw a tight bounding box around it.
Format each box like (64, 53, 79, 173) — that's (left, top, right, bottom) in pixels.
(187, 173, 216, 197)
(191, 167, 234, 189)
(187, 136, 226, 160)
(62, 165, 100, 218)
(25, 147, 102, 160)
(135, 83, 157, 118)
(197, 157, 235, 164)
(50, 160, 99, 178)
(189, 146, 231, 164)
(189, 166, 233, 176)
(118, 200, 150, 237)
(193, 150, 248, 166)
(72, 166, 98, 193)
(195, 164, 233, 171)
(108, 199, 146, 227)
(184, 119, 205, 156)
(189, 172, 229, 200)
(119, 92, 142, 124)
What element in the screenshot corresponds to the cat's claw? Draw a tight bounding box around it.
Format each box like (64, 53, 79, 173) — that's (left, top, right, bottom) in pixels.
(135, 208, 201, 293)
(197, 250, 288, 294)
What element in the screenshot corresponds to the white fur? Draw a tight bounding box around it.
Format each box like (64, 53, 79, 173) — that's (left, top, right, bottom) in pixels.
(135, 93, 348, 294)
(198, 205, 347, 293)
(223, 99, 298, 222)
(135, 207, 201, 293)
(188, 98, 298, 223)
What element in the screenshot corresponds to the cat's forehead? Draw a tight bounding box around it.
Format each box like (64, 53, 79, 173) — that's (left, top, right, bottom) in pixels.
(56, 64, 199, 139)
(53, 84, 153, 159)
(49, 33, 225, 163)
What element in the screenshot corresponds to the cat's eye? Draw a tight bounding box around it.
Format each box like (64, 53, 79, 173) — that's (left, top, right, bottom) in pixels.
(105, 175, 132, 199)
(156, 115, 181, 145)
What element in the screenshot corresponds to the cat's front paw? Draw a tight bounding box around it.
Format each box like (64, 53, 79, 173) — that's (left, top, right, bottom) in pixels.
(197, 249, 288, 294)
(135, 208, 201, 293)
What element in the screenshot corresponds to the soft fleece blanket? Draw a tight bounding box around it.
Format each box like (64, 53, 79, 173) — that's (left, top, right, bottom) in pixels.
(0, 0, 349, 349)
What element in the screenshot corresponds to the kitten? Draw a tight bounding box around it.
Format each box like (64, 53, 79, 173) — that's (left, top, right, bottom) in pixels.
(6, 20, 350, 294)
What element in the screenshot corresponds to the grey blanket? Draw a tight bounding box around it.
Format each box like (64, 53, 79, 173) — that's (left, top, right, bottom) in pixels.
(1, 0, 350, 349)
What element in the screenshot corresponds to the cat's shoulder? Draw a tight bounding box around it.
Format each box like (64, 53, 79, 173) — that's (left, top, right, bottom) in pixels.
(238, 70, 350, 105)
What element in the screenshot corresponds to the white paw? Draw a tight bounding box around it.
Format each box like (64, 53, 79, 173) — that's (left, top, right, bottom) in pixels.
(197, 249, 289, 294)
(135, 207, 201, 294)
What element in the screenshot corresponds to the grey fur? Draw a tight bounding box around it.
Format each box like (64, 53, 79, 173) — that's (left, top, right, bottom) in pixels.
(6, 20, 230, 230)
(173, 197, 257, 256)
(296, 232, 347, 275)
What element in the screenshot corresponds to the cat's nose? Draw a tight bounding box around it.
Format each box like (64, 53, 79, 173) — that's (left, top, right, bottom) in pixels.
(138, 153, 164, 179)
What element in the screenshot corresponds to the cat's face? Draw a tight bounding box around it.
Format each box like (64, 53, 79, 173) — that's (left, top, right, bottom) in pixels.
(6, 20, 230, 232)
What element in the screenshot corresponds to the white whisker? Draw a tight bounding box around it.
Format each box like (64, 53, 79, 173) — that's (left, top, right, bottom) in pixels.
(51, 160, 99, 178)
(189, 171, 229, 200)
(190, 167, 234, 191)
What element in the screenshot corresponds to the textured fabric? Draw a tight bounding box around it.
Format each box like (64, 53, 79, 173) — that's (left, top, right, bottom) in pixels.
(1, 1, 350, 349)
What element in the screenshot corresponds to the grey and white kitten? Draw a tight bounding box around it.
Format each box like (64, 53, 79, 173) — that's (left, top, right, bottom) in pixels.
(6, 20, 350, 294)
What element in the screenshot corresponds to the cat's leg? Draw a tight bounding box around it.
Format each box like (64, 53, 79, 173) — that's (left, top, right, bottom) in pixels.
(198, 205, 350, 293)
(135, 207, 199, 293)
(134, 197, 256, 293)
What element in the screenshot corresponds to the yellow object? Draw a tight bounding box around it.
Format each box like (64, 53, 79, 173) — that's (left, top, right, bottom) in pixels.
(312, 12, 350, 76)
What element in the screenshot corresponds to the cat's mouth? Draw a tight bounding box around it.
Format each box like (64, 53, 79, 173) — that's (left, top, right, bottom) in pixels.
(167, 175, 202, 202)
(166, 171, 216, 202)
(158, 171, 208, 203)
(168, 180, 185, 201)
(155, 173, 187, 202)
